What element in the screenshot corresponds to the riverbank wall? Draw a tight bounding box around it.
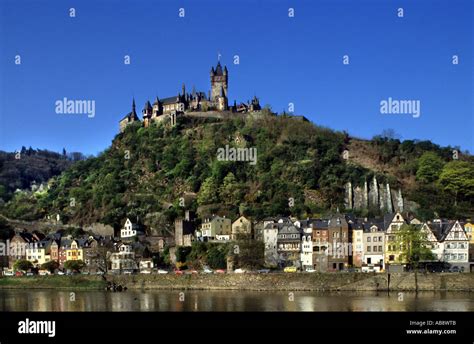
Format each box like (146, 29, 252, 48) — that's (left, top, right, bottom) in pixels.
(0, 273, 473, 291)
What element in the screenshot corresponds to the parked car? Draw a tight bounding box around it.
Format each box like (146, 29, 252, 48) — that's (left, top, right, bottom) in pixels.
(3, 270, 14, 277)
(56, 270, 65, 275)
(140, 270, 152, 274)
(38, 270, 51, 276)
(15, 271, 24, 277)
(215, 269, 226, 274)
(257, 269, 270, 274)
(26, 272, 34, 276)
(174, 269, 184, 275)
(284, 266, 297, 273)
(123, 270, 133, 275)
(234, 268, 246, 274)
(81, 271, 90, 275)
(305, 268, 316, 273)
(157, 269, 169, 274)
(202, 268, 213, 274)
(96, 271, 105, 275)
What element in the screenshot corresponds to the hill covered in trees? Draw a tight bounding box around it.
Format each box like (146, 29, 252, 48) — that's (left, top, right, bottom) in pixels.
(1, 114, 473, 231)
(0, 148, 80, 201)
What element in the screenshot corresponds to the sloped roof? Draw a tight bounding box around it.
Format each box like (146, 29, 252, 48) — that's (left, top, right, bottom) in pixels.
(120, 111, 139, 122)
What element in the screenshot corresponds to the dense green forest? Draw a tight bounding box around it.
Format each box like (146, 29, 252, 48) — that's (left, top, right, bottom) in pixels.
(0, 147, 77, 201)
(1, 114, 473, 231)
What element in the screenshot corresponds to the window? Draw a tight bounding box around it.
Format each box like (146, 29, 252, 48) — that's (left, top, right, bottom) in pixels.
(367, 237, 371, 242)
(367, 258, 372, 264)
(333, 263, 337, 269)
(367, 246, 371, 252)
(389, 255, 395, 261)
(379, 246, 383, 252)
(379, 236, 383, 242)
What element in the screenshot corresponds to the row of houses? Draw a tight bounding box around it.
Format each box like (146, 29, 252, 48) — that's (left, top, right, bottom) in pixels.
(2, 211, 473, 273)
(174, 211, 474, 272)
(2, 227, 156, 273)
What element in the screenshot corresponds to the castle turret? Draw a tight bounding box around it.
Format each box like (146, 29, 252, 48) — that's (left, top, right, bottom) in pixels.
(142, 100, 153, 127)
(152, 96, 162, 117)
(210, 62, 228, 110)
(132, 98, 136, 115)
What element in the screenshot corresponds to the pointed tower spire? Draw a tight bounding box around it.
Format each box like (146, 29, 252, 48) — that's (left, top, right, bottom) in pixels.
(132, 98, 136, 114)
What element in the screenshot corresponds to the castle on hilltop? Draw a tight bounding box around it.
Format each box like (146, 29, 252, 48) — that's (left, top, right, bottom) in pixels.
(119, 62, 261, 132)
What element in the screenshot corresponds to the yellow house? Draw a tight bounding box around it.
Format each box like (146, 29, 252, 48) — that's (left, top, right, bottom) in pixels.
(65, 240, 83, 261)
(464, 222, 474, 242)
(464, 221, 474, 261)
(384, 212, 406, 264)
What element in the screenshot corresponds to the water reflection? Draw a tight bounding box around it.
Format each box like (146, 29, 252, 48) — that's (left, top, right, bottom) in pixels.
(0, 290, 472, 312)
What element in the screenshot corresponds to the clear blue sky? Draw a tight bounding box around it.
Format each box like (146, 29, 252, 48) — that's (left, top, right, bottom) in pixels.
(0, 0, 472, 155)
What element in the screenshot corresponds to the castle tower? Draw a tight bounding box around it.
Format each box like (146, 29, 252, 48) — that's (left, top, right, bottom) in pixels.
(152, 96, 162, 117)
(210, 62, 228, 110)
(142, 100, 153, 127)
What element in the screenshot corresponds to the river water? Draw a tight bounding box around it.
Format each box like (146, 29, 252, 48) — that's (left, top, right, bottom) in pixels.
(0, 290, 472, 311)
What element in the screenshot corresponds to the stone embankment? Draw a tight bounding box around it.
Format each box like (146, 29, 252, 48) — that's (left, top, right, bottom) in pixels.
(1, 273, 472, 291)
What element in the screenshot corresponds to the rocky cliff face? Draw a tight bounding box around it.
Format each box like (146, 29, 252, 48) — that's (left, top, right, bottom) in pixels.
(345, 176, 404, 212)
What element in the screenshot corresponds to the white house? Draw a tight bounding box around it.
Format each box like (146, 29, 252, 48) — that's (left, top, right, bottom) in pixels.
(120, 218, 143, 240)
(362, 223, 385, 271)
(301, 234, 313, 269)
(110, 243, 137, 272)
(441, 221, 469, 270)
(420, 221, 444, 261)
